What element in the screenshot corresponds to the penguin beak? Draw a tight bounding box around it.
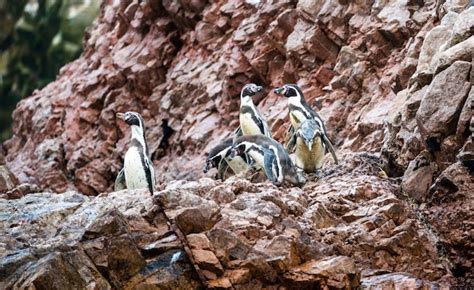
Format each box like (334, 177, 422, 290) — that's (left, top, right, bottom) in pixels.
(203, 160, 211, 173)
(274, 87, 284, 95)
(116, 112, 126, 120)
(255, 85, 263, 92)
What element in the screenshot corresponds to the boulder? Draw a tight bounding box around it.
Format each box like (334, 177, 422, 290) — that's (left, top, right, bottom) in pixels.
(416, 61, 472, 149)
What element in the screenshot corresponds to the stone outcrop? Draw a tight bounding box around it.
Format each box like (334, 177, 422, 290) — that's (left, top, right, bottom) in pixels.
(1, 0, 473, 288)
(0, 154, 452, 289)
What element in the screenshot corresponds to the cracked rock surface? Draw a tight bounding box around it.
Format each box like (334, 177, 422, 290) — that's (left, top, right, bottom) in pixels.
(1, 0, 473, 288)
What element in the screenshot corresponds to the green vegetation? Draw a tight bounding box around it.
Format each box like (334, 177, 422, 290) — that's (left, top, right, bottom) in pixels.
(0, 0, 99, 141)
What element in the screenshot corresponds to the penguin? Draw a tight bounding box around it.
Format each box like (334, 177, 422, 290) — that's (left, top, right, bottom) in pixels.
(230, 134, 306, 187)
(294, 118, 338, 173)
(203, 138, 249, 180)
(274, 84, 338, 164)
(237, 83, 272, 138)
(115, 112, 155, 194)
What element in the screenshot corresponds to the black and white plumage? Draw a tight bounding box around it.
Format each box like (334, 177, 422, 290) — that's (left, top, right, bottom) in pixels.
(230, 135, 305, 187)
(274, 84, 338, 166)
(115, 112, 155, 194)
(237, 83, 272, 138)
(203, 138, 249, 180)
(294, 119, 338, 173)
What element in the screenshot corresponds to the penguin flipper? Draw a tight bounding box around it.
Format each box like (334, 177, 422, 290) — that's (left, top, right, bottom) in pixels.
(233, 126, 243, 140)
(284, 125, 297, 153)
(145, 158, 155, 194)
(114, 168, 126, 191)
(323, 135, 338, 165)
(263, 149, 278, 184)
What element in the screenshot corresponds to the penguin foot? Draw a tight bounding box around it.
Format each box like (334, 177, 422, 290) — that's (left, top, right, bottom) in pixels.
(313, 170, 323, 178)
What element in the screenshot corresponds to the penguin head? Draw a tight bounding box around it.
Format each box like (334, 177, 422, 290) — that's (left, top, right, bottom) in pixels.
(274, 84, 304, 100)
(241, 83, 263, 99)
(117, 111, 147, 140)
(203, 156, 221, 173)
(229, 142, 248, 158)
(204, 139, 233, 173)
(116, 112, 144, 128)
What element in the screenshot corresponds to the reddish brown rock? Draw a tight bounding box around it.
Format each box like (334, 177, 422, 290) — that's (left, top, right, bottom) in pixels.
(401, 151, 437, 202)
(283, 256, 360, 289)
(0, 165, 18, 193)
(1, 0, 474, 288)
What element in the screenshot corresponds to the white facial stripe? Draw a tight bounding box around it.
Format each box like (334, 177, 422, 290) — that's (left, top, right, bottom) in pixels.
(240, 141, 254, 151)
(128, 112, 147, 159)
(272, 147, 283, 182)
(241, 95, 253, 105)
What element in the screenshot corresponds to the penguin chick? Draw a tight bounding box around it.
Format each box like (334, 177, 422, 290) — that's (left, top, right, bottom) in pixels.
(238, 83, 272, 138)
(203, 138, 249, 180)
(116, 112, 155, 194)
(295, 118, 338, 173)
(230, 135, 305, 187)
(274, 84, 338, 165)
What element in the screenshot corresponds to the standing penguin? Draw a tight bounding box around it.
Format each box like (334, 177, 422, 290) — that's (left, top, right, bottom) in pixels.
(115, 111, 155, 194)
(294, 119, 338, 173)
(237, 83, 272, 137)
(230, 135, 305, 187)
(274, 84, 338, 166)
(203, 138, 249, 180)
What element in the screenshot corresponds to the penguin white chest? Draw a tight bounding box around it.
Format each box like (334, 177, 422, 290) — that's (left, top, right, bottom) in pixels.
(247, 150, 265, 169)
(290, 111, 307, 129)
(240, 113, 262, 135)
(124, 147, 148, 190)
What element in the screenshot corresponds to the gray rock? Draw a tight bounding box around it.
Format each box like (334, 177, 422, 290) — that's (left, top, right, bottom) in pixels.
(451, 7, 474, 44)
(416, 61, 472, 149)
(435, 36, 474, 73)
(412, 25, 453, 84)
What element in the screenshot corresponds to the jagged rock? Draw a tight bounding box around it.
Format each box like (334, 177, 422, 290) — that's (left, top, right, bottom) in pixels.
(416, 61, 472, 149)
(423, 162, 474, 283)
(412, 25, 453, 85)
(283, 256, 360, 289)
(1, 0, 474, 287)
(451, 7, 474, 44)
(0, 165, 18, 193)
(361, 272, 446, 289)
(456, 86, 474, 141)
(434, 36, 474, 72)
(401, 151, 437, 202)
(0, 0, 450, 193)
(441, 0, 470, 16)
(2, 250, 111, 290)
(0, 190, 201, 289)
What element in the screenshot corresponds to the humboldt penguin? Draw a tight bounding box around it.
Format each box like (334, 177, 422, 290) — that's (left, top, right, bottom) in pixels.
(115, 112, 155, 194)
(294, 118, 338, 173)
(237, 83, 272, 138)
(203, 138, 249, 180)
(274, 84, 338, 165)
(230, 135, 305, 187)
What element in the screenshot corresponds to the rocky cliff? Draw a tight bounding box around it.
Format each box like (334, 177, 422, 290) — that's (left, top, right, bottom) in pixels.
(1, 0, 473, 288)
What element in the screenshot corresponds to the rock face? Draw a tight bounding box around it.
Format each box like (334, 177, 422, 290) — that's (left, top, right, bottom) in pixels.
(1, 0, 463, 194)
(1, 0, 473, 288)
(0, 154, 452, 289)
